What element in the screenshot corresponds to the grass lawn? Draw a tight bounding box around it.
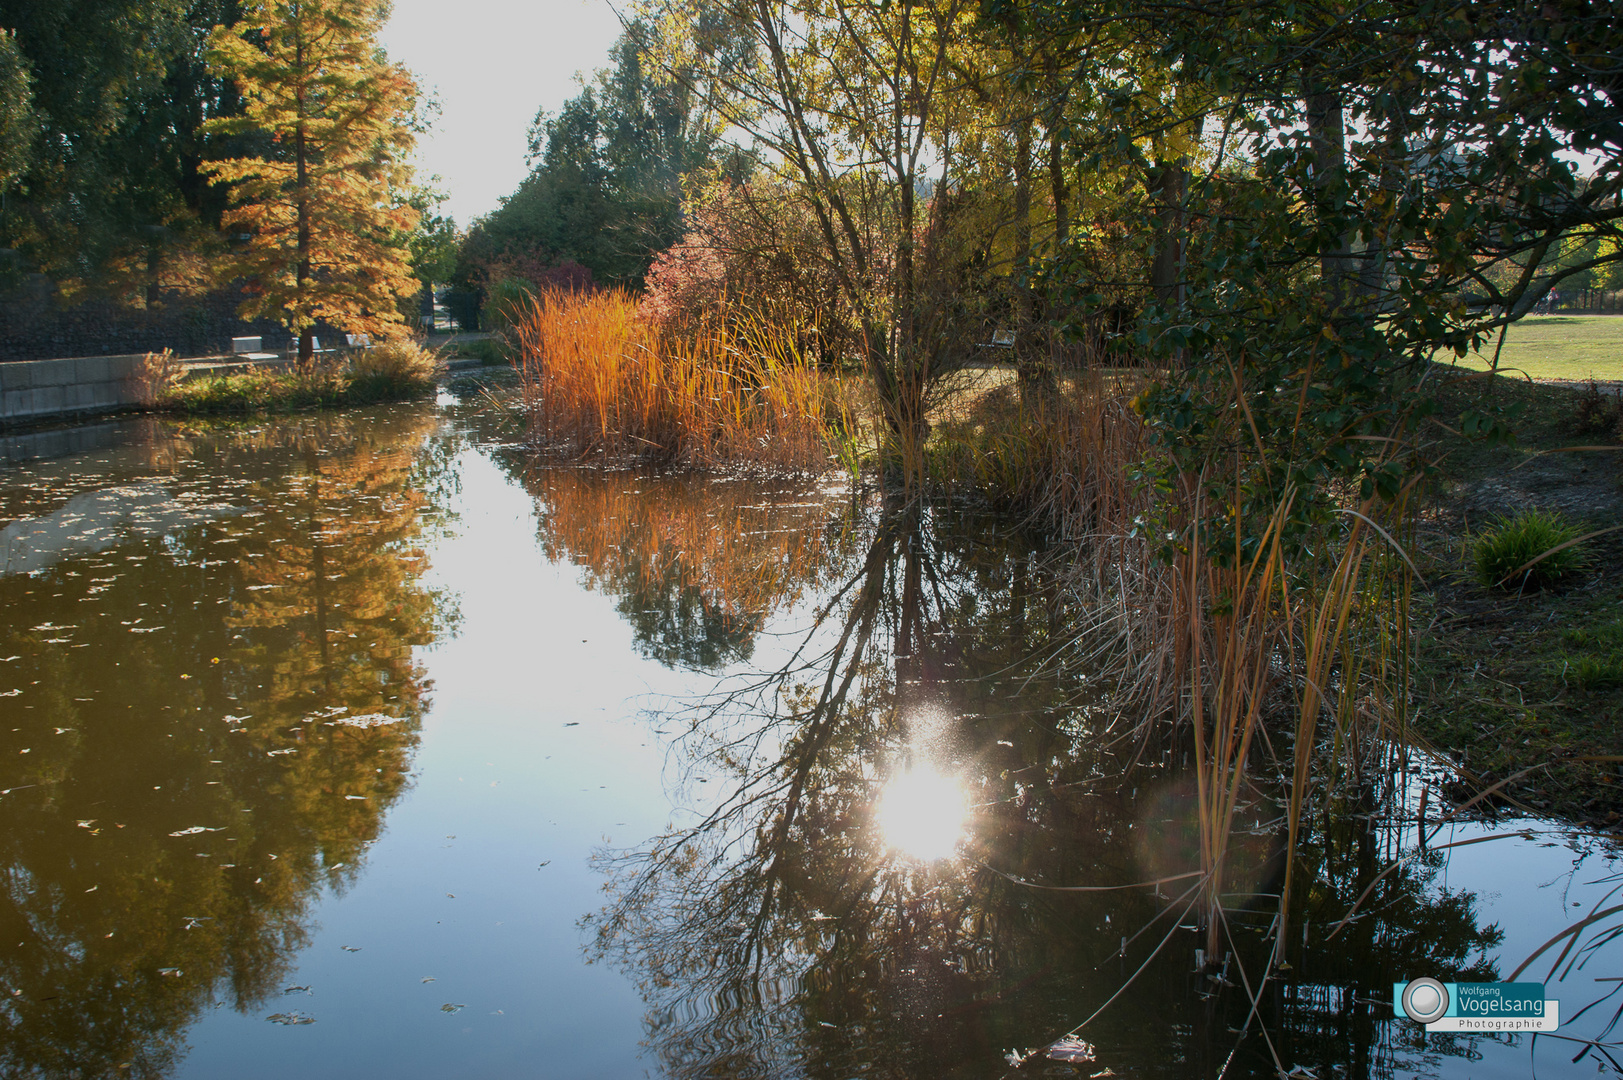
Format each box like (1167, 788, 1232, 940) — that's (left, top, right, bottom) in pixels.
(1441, 314, 1623, 382)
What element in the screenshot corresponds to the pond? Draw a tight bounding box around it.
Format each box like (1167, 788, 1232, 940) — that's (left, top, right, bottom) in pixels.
(1, 393, 1618, 1079)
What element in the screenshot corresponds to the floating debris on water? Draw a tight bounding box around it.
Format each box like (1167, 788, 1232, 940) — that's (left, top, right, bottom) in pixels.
(440, 1003, 464, 1013)
(266, 1012, 315, 1025)
(1046, 1037, 1095, 1063)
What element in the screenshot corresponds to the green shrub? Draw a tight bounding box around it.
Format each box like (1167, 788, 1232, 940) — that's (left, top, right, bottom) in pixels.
(1472, 508, 1591, 589)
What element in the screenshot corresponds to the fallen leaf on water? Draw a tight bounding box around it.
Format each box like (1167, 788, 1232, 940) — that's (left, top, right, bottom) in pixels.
(1046, 1037, 1095, 1063)
(440, 1003, 464, 1013)
(266, 1012, 315, 1025)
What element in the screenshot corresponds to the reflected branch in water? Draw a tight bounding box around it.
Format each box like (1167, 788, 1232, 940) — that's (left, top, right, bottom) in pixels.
(587, 499, 1520, 1079)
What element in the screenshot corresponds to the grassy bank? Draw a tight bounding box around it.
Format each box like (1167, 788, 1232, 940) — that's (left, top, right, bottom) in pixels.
(1408, 370, 1623, 823)
(150, 342, 444, 415)
(1440, 314, 1623, 382)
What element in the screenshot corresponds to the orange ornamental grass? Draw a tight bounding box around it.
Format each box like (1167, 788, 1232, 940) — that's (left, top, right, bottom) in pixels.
(507, 289, 839, 472)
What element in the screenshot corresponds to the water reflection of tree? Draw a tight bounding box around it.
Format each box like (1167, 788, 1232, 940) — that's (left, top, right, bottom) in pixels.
(0, 407, 452, 1078)
(511, 464, 854, 669)
(588, 501, 1506, 1080)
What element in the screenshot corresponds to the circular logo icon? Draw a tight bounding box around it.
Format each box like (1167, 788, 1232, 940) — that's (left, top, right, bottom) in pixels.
(1402, 977, 1450, 1023)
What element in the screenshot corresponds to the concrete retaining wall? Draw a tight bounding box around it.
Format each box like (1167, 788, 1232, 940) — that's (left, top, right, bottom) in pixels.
(0, 354, 149, 426)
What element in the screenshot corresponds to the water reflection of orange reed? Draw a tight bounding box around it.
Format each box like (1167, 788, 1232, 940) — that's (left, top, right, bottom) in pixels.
(509, 290, 838, 472)
(524, 466, 854, 632)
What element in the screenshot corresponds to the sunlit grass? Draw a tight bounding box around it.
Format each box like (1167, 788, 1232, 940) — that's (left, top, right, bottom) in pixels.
(1442, 315, 1623, 382)
(508, 289, 843, 472)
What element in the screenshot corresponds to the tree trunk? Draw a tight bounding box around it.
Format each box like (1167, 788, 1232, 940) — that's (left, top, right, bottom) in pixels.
(1048, 127, 1069, 249)
(1014, 117, 1057, 412)
(1148, 157, 1186, 309)
(295, 35, 313, 365)
(1304, 81, 1353, 313)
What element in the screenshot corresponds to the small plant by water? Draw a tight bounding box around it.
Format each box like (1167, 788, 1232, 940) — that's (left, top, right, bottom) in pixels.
(1472, 507, 1591, 590)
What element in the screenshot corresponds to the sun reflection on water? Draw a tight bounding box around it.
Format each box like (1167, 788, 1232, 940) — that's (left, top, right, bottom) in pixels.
(875, 765, 969, 862)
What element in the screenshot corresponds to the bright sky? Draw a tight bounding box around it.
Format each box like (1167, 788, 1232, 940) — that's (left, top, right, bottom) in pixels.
(379, 0, 627, 229)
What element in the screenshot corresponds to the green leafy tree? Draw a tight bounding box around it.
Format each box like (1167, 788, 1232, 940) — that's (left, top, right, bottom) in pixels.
(0, 0, 237, 295)
(205, 0, 419, 361)
(453, 19, 719, 298)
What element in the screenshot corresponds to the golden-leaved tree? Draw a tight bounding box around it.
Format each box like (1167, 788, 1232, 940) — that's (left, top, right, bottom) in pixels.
(205, 0, 418, 361)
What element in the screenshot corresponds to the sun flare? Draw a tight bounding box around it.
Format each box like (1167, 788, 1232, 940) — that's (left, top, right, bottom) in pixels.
(875, 766, 968, 862)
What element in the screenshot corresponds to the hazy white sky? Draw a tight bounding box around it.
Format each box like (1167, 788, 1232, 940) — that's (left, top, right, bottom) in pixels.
(379, 0, 626, 228)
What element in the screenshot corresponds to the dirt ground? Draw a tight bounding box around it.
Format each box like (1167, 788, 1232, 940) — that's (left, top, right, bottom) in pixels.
(1411, 372, 1623, 828)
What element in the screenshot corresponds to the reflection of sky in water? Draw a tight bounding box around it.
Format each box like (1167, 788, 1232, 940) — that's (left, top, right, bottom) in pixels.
(0, 403, 1618, 1080)
(173, 445, 701, 1078)
(2, 483, 236, 575)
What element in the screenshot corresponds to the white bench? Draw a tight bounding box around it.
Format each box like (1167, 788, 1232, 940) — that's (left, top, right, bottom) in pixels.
(230, 335, 278, 361)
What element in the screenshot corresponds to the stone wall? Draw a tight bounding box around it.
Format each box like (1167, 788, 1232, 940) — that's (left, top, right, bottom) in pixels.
(0, 353, 150, 426)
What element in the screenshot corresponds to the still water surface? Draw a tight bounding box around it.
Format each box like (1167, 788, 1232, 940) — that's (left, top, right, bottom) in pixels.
(0, 397, 1616, 1078)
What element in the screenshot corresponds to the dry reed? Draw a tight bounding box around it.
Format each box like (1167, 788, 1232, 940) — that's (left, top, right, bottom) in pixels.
(508, 289, 840, 473)
(958, 358, 1420, 967)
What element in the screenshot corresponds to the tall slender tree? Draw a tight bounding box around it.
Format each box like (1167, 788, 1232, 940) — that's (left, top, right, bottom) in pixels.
(205, 0, 418, 361)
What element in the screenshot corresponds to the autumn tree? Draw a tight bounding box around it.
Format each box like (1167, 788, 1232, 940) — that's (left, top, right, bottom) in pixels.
(205, 0, 419, 361)
(0, 31, 35, 198)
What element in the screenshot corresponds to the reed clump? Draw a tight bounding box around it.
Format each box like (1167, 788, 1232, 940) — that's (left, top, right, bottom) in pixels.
(940, 355, 1420, 967)
(507, 289, 840, 473)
